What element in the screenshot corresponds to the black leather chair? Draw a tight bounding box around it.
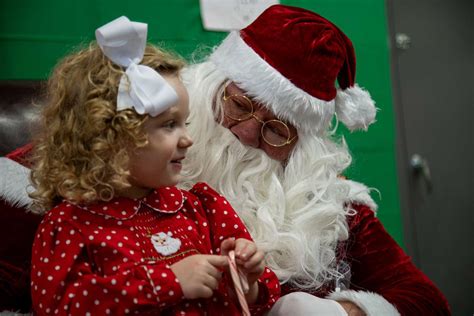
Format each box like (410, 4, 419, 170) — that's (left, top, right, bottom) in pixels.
(0, 81, 42, 155)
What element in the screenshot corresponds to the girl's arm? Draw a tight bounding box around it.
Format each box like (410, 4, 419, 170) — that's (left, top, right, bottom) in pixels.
(31, 211, 184, 316)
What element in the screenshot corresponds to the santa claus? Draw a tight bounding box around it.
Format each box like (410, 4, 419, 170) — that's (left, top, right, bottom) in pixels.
(180, 4, 450, 315)
(0, 4, 450, 315)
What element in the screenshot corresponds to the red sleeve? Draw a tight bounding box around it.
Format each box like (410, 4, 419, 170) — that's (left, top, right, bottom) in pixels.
(346, 204, 450, 315)
(31, 210, 183, 316)
(189, 182, 280, 314)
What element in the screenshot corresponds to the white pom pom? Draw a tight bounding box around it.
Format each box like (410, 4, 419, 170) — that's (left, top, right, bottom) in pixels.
(335, 84, 377, 131)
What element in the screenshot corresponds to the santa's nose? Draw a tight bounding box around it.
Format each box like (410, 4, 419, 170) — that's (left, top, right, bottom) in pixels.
(230, 118, 261, 148)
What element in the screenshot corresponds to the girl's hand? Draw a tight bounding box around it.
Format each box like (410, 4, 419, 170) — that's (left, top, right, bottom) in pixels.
(221, 238, 265, 286)
(170, 254, 228, 299)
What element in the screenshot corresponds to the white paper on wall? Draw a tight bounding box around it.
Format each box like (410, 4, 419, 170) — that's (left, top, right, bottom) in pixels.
(200, 0, 279, 31)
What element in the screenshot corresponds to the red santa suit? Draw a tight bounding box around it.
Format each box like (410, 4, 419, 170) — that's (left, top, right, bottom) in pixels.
(30, 183, 280, 315)
(277, 201, 451, 315)
(0, 144, 41, 312)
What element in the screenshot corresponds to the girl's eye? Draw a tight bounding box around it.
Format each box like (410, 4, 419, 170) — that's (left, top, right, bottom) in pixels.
(163, 120, 176, 129)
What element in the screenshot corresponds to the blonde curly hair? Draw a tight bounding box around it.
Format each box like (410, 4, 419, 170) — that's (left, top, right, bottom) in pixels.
(29, 43, 185, 213)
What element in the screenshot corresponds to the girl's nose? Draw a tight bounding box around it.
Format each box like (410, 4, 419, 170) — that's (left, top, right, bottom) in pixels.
(230, 118, 261, 148)
(179, 130, 193, 148)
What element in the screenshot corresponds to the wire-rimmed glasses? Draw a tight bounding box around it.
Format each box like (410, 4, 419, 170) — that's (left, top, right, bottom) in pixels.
(222, 85, 297, 147)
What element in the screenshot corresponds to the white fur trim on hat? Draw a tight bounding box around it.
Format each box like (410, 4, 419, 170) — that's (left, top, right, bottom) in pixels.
(210, 32, 335, 135)
(335, 85, 377, 131)
(327, 290, 400, 316)
(0, 157, 33, 208)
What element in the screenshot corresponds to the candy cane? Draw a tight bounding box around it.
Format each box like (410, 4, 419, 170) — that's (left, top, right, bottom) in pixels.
(227, 250, 250, 316)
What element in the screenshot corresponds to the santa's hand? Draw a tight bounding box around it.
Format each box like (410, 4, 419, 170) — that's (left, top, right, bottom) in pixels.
(221, 238, 265, 285)
(170, 254, 228, 299)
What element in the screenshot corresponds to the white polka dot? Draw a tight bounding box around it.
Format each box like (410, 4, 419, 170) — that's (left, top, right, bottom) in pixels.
(94, 299, 100, 305)
(155, 285, 161, 291)
(161, 273, 167, 278)
(83, 290, 88, 296)
(70, 229, 75, 235)
(65, 240, 71, 245)
(187, 226, 192, 231)
(47, 275, 53, 281)
(89, 235, 94, 240)
(169, 290, 174, 296)
(43, 258, 49, 263)
(221, 223, 226, 228)
(55, 265, 60, 271)
(101, 242, 106, 247)
(118, 242, 123, 247)
(111, 279, 117, 285)
(234, 224, 239, 229)
(122, 289, 127, 296)
(68, 293, 75, 298)
(106, 235, 111, 240)
(106, 309, 111, 314)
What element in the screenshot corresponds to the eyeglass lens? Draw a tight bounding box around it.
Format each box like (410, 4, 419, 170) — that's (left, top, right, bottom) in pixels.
(224, 95, 291, 146)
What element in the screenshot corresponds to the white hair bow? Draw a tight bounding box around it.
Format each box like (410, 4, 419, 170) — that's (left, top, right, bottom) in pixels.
(95, 16, 178, 117)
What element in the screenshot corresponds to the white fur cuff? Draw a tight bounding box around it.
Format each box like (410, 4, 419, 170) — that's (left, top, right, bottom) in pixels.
(327, 290, 400, 316)
(0, 157, 32, 208)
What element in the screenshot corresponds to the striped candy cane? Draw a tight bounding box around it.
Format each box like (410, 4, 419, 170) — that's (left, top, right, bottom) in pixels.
(227, 250, 250, 316)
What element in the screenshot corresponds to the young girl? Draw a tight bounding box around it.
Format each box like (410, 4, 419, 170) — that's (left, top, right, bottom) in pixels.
(29, 17, 280, 315)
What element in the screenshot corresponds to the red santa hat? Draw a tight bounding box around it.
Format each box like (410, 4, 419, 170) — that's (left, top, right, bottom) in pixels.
(210, 5, 376, 134)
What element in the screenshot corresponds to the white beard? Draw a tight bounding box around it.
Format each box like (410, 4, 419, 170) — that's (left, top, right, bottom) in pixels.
(180, 62, 367, 290)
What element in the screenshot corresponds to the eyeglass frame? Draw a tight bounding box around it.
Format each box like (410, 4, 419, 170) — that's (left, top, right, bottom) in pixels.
(222, 83, 298, 147)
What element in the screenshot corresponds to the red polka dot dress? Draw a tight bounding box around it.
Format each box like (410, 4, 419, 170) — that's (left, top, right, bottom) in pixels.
(31, 182, 280, 315)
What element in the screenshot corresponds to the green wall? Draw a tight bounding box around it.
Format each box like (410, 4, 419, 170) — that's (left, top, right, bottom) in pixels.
(0, 0, 403, 244)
